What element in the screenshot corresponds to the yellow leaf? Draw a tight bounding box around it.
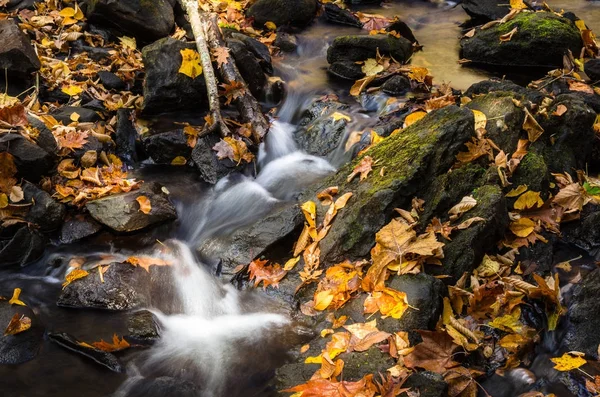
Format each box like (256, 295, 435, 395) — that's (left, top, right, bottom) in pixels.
(179, 49, 203, 79)
(171, 156, 187, 165)
(488, 308, 523, 333)
(364, 288, 410, 319)
(283, 256, 301, 271)
(61, 84, 83, 96)
(59, 7, 76, 17)
(506, 185, 528, 197)
(510, 217, 535, 237)
(514, 190, 544, 210)
(362, 58, 384, 77)
(136, 195, 152, 214)
(475, 255, 501, 277)
(9, 288, 26, 306)
(404, 111, 426, 128)
(119, 36, 137, 50)
(69, 112, 80, 122)
(0, 193, 7, 209)
(314, 290, 335, 311)
(472, 109, 487, 130)
(510, 0, 527, 9)
(305, 355, 322, 364)
(4, 314, 31, 336)
(551, 353, 587, 371)
(264, 21, 277, 30)
(301, 201, 317, 228)
(331, 112, 352, 122)
(62, 268, 89, 289)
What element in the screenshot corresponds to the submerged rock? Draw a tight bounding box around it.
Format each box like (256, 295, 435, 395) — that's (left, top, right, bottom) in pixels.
(226, 38, 267, 99)
(0, 19, 41, 74)
(48, 332, 123, 372)
(0, 224, 45, 267)
(191, 134, 242, 184)
(585, 59, 600, 82)
(0, 301, 43, 364)
(83, 0, 175, 43)
(460, 12, 582, 69)
(142, 129, 192, 164)
(323, 3, 362, 28)
(464, 79, 545, 105)
(114, 108, 139, 164)
(125, 377, 199, 397)
(246, 0, 318, 28)
(85, 182, 177, 233)
(462, 0, 510, 22)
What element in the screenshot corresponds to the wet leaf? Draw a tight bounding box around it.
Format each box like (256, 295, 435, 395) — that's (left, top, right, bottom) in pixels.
(514, 191, 544, 210)
(347, 156, 373, 183)
(404, 111, 427, 127)
(506, 185, 528, 197)
(126, 256, 173, 273)
(489, 307, 523, 333)
(510, 217, 535, 237)
(212, 137, 254, 164)
(90, 333, 130, 352)
(171, 156, 187, 165)
(9, 288, 26, 306)
(523, 108, 544, 142)
(330, 112, 352, 123)
(264, 21, 276, 30)
(248, 259, 287, 289)
(553, 183, 584, 212)
(551, 353, 586, 371)
(553, 104, 568, 116)
(57, 130, 89, 151)
(136, 195, 151, 214)
(510, 0, 527, 9)
(61, 84, 83, 96)
(0, 103, 27, 126)
(283, 374, 377, 397)
(362, 58, 384, 77)
(499, 27, 518, 42)
(178, 49, 203, 78)
(4, 314, 31, 336)
(220, 80, 247, 105)
(62, 268, 89, 289)
(364, 287, 410, 319)
(404, 330, 460, 373)
(301, 200, 317, 228)
(283, 256, 300, 271)
(448, 196, 477, 220)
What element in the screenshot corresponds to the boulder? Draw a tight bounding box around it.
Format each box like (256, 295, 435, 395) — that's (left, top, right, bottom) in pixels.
(59, 214, 103, 244)
(22, 181, 65, 232)
(50, 106, 100, 124)
(296, 100, 352, 157)
(114, 108, 139, 164)
(191, 134, 241, 184)
(246, 0, 318, 28)
(462, 0, 510, 22)
(510, 152, 550, 195)
(0, 301, 43, 364)
(0, 19, 40, 74)
(381, 75, 411, 96)
(328, 61, 364, 81)
(141, 38, 208, 115)
(85, 182, 177, 233)
(400, 372, 448, 397)
(2, 0, 39, 11)
(228, 32, 272, 74)
(464, 79, 545, 105)
(562, 206, 600, 260)
(142, 129, 192, 164)
(327, 34, 413, 65)
(274, 32, 298, 53)
(0, 133, 53, 181)
(586, 58, 600, 82)
(323, 3, 362, 28)
(460, 12, 582, 69)
(226, 39, 267, 99)
(83, 0, 175, 43)
(127, 310, 160, 342)
(0, 224, 45, 267)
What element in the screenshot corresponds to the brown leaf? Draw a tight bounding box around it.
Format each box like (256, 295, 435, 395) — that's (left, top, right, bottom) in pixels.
(212, 137, 254, 164)
(553, 183, 584, 212)
(347, 156, 373, 182)
(136, 195, 151, 214)
(404, 330, 460, 373)
(212, 46, 230, 68)
(248, 259, 287, 289)
(90, 333, 130, 352)
(0, 103, 28, 126)
(220, 80, 246, 105)
(4, 313, 31, 336)
(499, 27, 518, 42)
(57, 130, 89, 151)
(523, 108, 544, 142)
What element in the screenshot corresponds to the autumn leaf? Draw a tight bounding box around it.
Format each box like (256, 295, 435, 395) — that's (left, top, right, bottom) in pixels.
(523, 107, 544, 142)
(489, 307, 523, 333)
(61, 84, 84, 96)
(553, 183, 584, 212)
(551, 352, 586, 371)
(404, 111, 427, 127)
(364, 287, 410, 319)
(119, 36, 137, 50)
(514, 191, 544, 210)
(506, 185, 528, 197)
(448, 196, 477, 220)
(362, 58, 384, 77)
(212, 46, 230, 68)
(405, 330, 460, 373)
(499, 27, 518, 42)
(183, 125, 200, 148)
(179, 49, 203, 78)
(62, 268, 89, 289)
(301, 200, 317, 228)
(330, 112, 351, 123)
(171, 156, 187, 165)
(248, 259, 287, 289)
(4, 313, 31, 336)
(347, 156, 373, 182)
(358, 12, 391, 31)
(9, 288, 26, 306)
(212, 137, 254, 164)
(510, 217, 536, 237)
(471, 109, 487, 130)
(57, 130, 89, 151)
(126, 256, 173, 273)
(283, 374, 377, 397)
(0, 103, 27, 126)
(510, 0, 528, 9)
(89, 333, 130, 352)
(136, 195, 152, 214)
(220, 80, 246, 105)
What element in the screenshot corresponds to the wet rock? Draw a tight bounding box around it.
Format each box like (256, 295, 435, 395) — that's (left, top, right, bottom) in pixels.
(60, 214, 103, 244)
(0, 19, 41, 74)
(466, 91, 525, 154)
(125, 376, 199, 397)
(327, 61, 364, 81)
(48, 332, 123, 372)
(83, 0, 175, 43)
(191, 134, 241, 184)
(115, 108, 138, 164)
(58, 262, 151, 311)
(142, 129, 192, 164)
(0, 134, 53, 181)
(51, 106, 100, 124)
(0, 224, 45, 267)
(323, 3, 362, 28)
(27, 116, 59, 157)
(460, 12, 582, 69)
(302, 106, 475, 264)
(586, 58, 600, 82)
(127, 310, 160, 342)
(462, 0, 510, 22)
(464, 79, 545, 105)
(228, 32, 272, 74)
(338, 346, 396, 380)
(274, 32, 298, 53)
(85, 182, 177, 233)
(141, 38, 207, 115)
(246, 0, 318, 28)
(511, 152, 550, 195)
(22, 181, 65, 232)
(386, 20, 418, 45)
(429, 185, 509, 281)
(296, 100, 351, 157)
(0, 302, 43, 364)
(562, 205, 600, 260)
(400, 371, 448, 397)
(381, 75, 411, 96)
(97, 71, 126, 91)
(327, 34, 413, 65)
(2, 0, 39, 11)
(563, 268, 600, 358)
(227, 39, 267, 99)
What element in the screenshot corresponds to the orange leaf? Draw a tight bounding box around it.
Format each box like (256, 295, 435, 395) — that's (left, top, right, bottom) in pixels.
(247, 259, 287, 289)
(4, 313, 31, 336)
(347, 156, 373, 183)
(136, 195, 152, 214)
(90, 333, 130, 352)
(125, 256, 173, 272)
(8, 288, 26, 306)
(62, 268, 89, 289)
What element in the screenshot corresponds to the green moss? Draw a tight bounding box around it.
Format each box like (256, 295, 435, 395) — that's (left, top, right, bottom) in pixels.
(496, 12, 574, 38)
(512, 152, 549, 193)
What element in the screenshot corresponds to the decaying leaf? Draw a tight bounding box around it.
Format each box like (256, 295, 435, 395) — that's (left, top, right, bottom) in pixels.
(4, 313, 31, 336)
(347, 156, 373, 182)
(448, 196, 477, 220)
(405, 330, 460, 373)
(523, 108, 544, 142)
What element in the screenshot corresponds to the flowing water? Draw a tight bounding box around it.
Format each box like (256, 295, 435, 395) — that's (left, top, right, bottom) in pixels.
(2, 1, 600, 396)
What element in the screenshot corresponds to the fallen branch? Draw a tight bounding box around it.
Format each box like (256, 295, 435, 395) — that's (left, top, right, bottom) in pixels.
(205, 14, 270, 143)
(178, 0, 230, 137)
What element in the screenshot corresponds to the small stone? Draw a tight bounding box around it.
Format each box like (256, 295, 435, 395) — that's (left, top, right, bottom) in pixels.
(381, 75, 411, 96)
(274, 32, 298, 53)
(60, 214, 103, 244)
(142, 129, 191, 165)
(0, 134, 53, 181)
(22, 181, 65, 232)
(0, 301, 43, 364)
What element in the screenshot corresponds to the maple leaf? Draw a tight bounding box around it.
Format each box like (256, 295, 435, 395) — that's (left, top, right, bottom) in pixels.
(178, 48, 203, 78)
(283, 374, 377, 397)
(212, 137, 254, 164)
(57, 130, 89, 151)
(404, 330, 460, 373)
(212, 46, 230, 68)
(312, 263, 361, 311)
(0, 103, 27, 126)
(220, 80, 246, 105)
(136, 195, 151, 214)
(364, 287, 410, 319)
(347, 156, 374, 183)
(551, 353, 586, 371)
(4, 313, 31, 336)
(248, 259, 287, 289)
(125, 256, 173, 272)
(344, 320, 391, 352)
(553, 183, 584, 212)
(444, 367, 482, 397)
(357, 12, 391, 31)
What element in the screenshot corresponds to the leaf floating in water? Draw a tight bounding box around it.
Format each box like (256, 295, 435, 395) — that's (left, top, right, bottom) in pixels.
(4, 313, 31, 336)
(136, 195, 152, 214)
(8, 288, 26, 306)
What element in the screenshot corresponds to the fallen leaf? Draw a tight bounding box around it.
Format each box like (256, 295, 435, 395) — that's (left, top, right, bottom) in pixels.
(499, 27, 518, 42)
(9, 186, 23, 203)
(510, 217, 536, 238)
(212, 46, 230, 68)
(506, 185, 528, 197)
(448, 196, 477, 220)
(4, 313, 31, 336)
(404, 111, 427, 128)
(62, 268, 90, 289)
(248, 259, 287, 289)
(126, 256, 173, 273)
(364, 287, 410, 319)
(510, 0, 527, 9)
(171, 156, 187, 165)
(514, 191, 544, 210)
(553, 104, 568, 116)
(282, 374, 377, 397)
(362, 58, 384, 77)
(90, 333, 130, 352)
(331, 112, 352, 123)
(523, 108, 544, 142)
(405, 330, 460, 373)
(61, 84, 83, 96)
(136, 195, 152, 214)
(212, 137, 254, 164)
(347, 156, 373, 182)
(119, 36, 136, 50)
(220, 80, 246, 105)
(551, 353, 587, 371)
(178, 49, 203, 79)
(8, 288, 26, 306)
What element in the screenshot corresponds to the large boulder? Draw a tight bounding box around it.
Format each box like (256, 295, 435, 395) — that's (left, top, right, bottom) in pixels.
(464, 79, 546, 105)
(0, 301, 43, 364)
(460, 12, 582, 69)
(246, 0, 318, 28)
(85, 182, 177, 233)
(226, 38, 267, 99)
(141, 38, 208, 115)
(22, 181, 65, 232)
(83, 0, 175, 43)
(0, 19, 40, 74)
(462, 0, 510, 22)
(0, 134, 53, 181)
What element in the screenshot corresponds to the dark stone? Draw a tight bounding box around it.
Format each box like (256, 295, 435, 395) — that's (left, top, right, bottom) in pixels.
(115, 108, 138, 164)
(460, 12, 583, 69)
(274, 32, 298, 53)
(142, 129, 192, 164)
(464, 79, 545, 105)
(125, 376, 199, 397)
(83, 0, 175, 43)
(60, 214, 103, 244)
(586, 58, 600, 82)
(227, 39, 267, 99)
(97, 71, 126, 91)
(26, 116, 59, 157)
(48, 332, 123, 372)
(229, 32, 272, 74)
(0, 301, 43, 364)
(327, 34, 413, 64)
(563, 268, 600, 359)
(85, 182, 177, 233)
(0, 224, 45, 267)
(511, 152, 550, 195)
(400, 371, 448, 397)
(0, 133, 53, 181)
(141, 38, 207, 115)
(381, 75, 411, 96)
(296, 101, 351, 157)
(22, 181, 65, 232)
(386, 19, 418, 45)
(328, 61, 364, 80)
(127, 310, 160, 342)
(562, 206, 600, 260)
(462, 0, 510, 22)
(2, 0, 39, 11)
(337, 346, 395, 380)
(191, 134, 241, 184)
(51, 106, 100, 124)
(323, 3, 362, 28)
(0, 19, 40, 74)
(246, 0, 318, 28)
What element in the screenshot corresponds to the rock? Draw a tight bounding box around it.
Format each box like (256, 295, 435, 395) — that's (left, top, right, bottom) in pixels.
(246, 0, 318, 28)
(141, 38, 207, 115)
(586, 58, 600, 82)
(0, 19, 40, 74)
(511, 152, 550, 195)
(85, 182, 177, 233)
(27, 116, 59, 157)
(58, 262, 151, 310)
(191, 134, 241, 184)
(22, 181, 65, 232)
(142, 129, 192, 164)
(428, 185, 509, 281)
(3, 0, 39, 11)
(381, 75, 411, 96)
(386, 20, 418, 45)
(274, 32, 298, 53)
(60, 214, 103, 244)
(466, 92, 524, 154)
(127, 310, 160, 342)
(124, 376, 199, 397)
(563, 268, 600, 358)
(462, 0, 510, 22)
(0, 133, 53, 181)
(97, 71, 126, 91)
(228, 32, 272, 74)
(327, 34, 413, 65)
(323, 3, 362, 28)
(562, 206, 600, 260)
(114, 108, 138, 164)
(400, 371, 448, 397)
(83, 0, 175, 43)
(464, 79, 545, 105)
(0, 224, 45, 267)
(0, 301, 43, 364)
(337, 346, 396, 381)
(460, 12, 582, 69)
(296, 100, 351, 157)
(302, 106, 475, 264)
(51, 106, 100, 124)
(327, 61, 364, 81)
(48, 332, 123, 372)
(226, 39, 267, 99)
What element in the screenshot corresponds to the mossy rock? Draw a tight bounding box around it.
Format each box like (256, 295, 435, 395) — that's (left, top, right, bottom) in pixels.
(327, 34, 413, 64)
(460, 12, 582, 68)
(511, 152, 550, 196)
(400, 372, 448, 397)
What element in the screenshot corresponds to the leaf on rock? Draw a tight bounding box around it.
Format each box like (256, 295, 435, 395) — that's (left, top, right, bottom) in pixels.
(362, 58, 384, 77)
(283, 374, 377, 397)
(9, 186, 24, 203)
(61, 84, 83, 96)
(4, 313, 31, 336)
(471, 109, 487, 130)
(553, 183, 584, 212)
(248, 259, 287, 289)
(126, 256, 173, 273)
(57, 130, 89, 151)
(499, 27, 518, 42)
(62, 268, 89, 289)
(404, 330, 460, 373)
(9, 288, 26, 306)
(523, 108, 544, 142)
(488, 307, 523, 333)
(212, 137, 254, 164)
(90, 333, 130, 352)
(506, 185, 528, 197)
(404, 111, 427, 128)
(136, 195, 152, 214)
(510, 217, 536, 237)
(330, 111, 352, 123)
(178, 49, 203, 78)
(220, 80, 247, 105)
(551, 353, 586, 371)
(364, 287, 410, 319)
(510, 0, 527, 9)
(0, 103, 27, 126)
(448, 196, 477, 220)
(514, 191, 544, 210)
(118, 36, 137, 50)
(347, 156, 373, 182)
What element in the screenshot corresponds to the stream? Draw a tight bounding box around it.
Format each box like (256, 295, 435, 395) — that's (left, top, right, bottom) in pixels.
(1, 1, 600, 396)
